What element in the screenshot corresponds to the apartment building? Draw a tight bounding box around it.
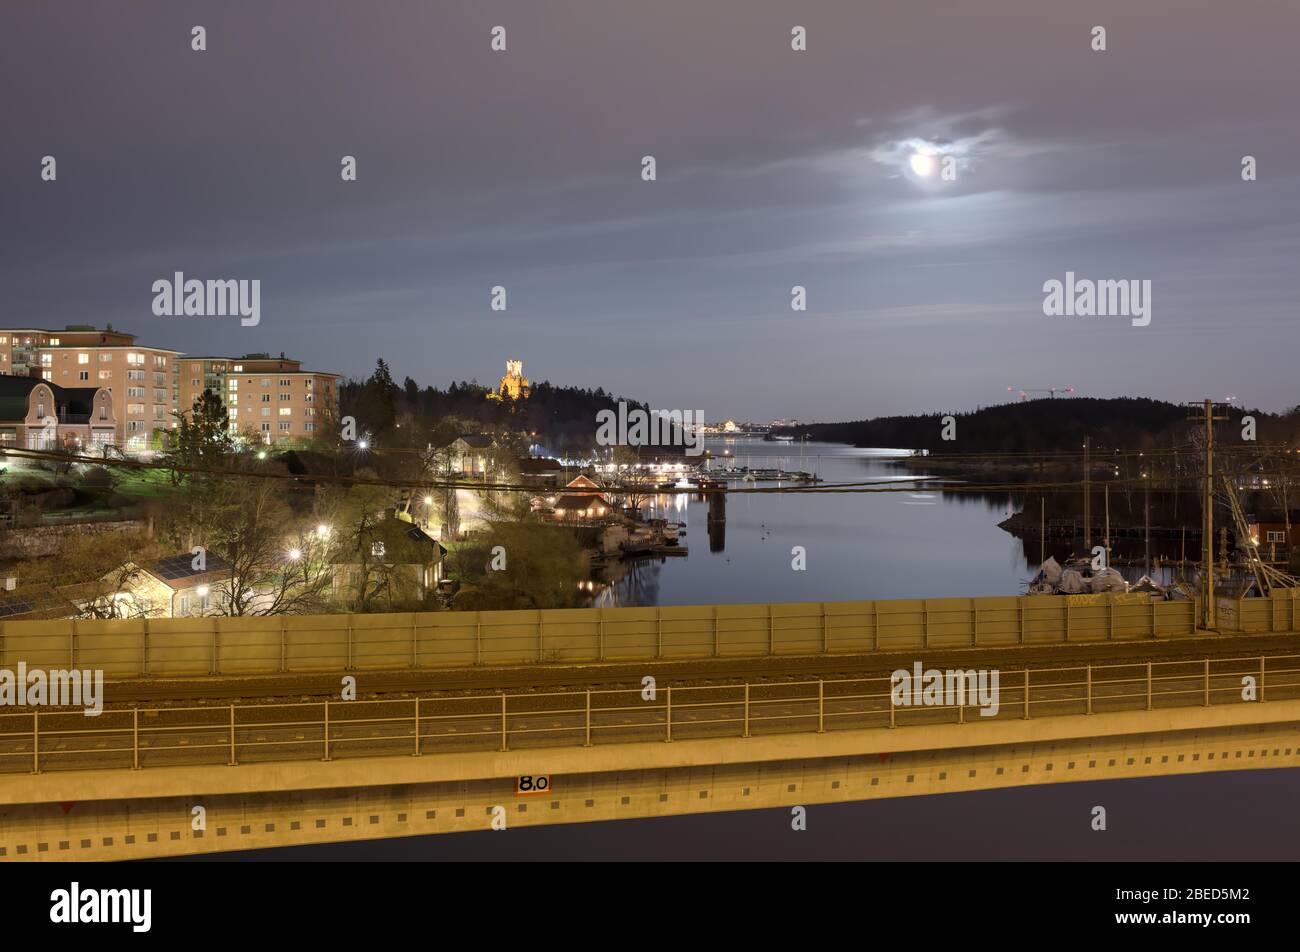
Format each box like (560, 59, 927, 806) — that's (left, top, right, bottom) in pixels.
(177, 352, 339, 446)
(0, 326, 133, 376)
(2, 328, 339, 451)
(0, 325, 180, 452)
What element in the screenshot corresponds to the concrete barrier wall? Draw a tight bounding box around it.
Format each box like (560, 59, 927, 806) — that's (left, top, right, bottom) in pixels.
(1218, 591, 1300, 634)
(0, 594, 1197, 680)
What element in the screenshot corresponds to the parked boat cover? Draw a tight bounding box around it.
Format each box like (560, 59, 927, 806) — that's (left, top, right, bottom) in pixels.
(1038, 557, 1063, 586)
(1090, 567, 1129, 593)
(1130, 575, 1166, 595)
(1059, 569, 1088, 594)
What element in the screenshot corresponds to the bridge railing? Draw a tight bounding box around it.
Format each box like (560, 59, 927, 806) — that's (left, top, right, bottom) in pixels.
(0, 594, 1198, 679)
(0, 651, 1292, 775)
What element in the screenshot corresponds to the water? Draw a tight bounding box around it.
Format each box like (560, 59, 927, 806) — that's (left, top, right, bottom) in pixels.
(604, 438, 1177, 607)
(603, 439, 1029, 606)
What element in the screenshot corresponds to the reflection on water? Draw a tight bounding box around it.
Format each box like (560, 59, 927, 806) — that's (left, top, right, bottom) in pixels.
(606, 439, 1188, 607)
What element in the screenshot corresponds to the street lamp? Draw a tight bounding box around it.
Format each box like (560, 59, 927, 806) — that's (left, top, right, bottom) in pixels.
(288, 548, 302, 561)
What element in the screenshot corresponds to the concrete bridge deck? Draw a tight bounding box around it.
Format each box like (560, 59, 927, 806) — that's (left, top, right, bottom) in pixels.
(3, 647, 1300, 859)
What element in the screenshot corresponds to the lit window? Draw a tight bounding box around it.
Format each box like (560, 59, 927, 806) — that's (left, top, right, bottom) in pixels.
(77, 353, 89, 365)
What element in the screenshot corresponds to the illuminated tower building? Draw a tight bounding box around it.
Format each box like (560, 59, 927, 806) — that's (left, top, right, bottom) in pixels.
(488, 359, 530, 401)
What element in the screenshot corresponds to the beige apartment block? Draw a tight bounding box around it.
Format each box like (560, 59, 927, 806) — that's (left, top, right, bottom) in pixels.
(178, 353, 339, 446)
(3, 329, 340, 452)
(0, 326, 179, 452)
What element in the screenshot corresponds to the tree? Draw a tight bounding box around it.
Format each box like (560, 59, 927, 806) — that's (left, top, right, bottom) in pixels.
(326, 483, 434, 612)
(449, 499, 588, 610)
(345, 359, 398, 443)
(165, 388, 233, 484)
(604, 446, 658, 516)
(181, 478, 333, 616)
(8, 531, 164, 619)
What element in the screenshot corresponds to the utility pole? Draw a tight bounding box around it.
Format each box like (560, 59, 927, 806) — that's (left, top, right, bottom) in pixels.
(1144, 471, 1151, 578)
(1083, 436, 1091, 550)
(1104, 484, 1110, 567)
(1189, 399, 1228, 629)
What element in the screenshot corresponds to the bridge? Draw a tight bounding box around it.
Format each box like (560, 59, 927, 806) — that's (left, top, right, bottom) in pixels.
(3, 592, 1300, 859)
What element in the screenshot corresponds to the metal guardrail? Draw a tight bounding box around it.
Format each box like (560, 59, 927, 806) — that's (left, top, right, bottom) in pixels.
(0, 653, 1294, 776)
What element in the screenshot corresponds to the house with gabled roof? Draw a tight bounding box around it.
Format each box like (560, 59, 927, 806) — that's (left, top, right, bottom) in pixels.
(0, 376, 117, 452)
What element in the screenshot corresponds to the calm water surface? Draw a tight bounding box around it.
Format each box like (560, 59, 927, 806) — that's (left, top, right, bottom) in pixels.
(605, 438, 1032, 607)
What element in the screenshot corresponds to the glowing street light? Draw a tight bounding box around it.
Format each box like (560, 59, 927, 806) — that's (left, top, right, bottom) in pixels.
(423, 495, 433, 506)
(196, 585, 209, 597)
(358, 440, 369, 450)
(316, 524, 329, 538)
(288, 548, 302, 561)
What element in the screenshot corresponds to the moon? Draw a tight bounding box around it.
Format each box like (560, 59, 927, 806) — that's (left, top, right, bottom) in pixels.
(909, 152, 936, 177)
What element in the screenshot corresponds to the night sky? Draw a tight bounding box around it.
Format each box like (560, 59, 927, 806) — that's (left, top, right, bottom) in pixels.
(3, 1, 1297, 419)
